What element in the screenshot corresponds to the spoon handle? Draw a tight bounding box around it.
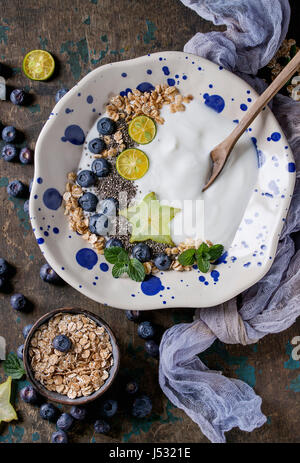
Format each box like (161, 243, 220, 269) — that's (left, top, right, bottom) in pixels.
(224, 50, 300, 151)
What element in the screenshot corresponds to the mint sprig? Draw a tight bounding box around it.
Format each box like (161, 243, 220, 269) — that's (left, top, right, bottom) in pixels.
(178, 243, 224, 273)
(104, 247, 145, 282)
(3, 352, 25, 380)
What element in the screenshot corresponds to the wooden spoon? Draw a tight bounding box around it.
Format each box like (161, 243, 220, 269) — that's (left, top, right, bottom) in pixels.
(202, 50, 300, 192)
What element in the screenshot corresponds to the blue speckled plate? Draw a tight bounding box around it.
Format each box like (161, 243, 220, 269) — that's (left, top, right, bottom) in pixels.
(30, 51, 296, 310)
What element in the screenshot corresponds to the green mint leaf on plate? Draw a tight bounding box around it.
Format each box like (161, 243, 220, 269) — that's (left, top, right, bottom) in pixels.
(196, 242, 209, 258)
(178, 249, 196, 266)
(104, 246, 128, 264)
(3, 353, 25, 380)
(112, 263, 128, 279)
(128, 258, 146, 282)
(196, 255, 210, 273)
(207, 244, 224, 261)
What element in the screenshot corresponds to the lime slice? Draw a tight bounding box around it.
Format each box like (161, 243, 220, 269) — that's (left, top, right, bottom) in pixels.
(116, 148, 149, 180)
(23, 50, 55, 81)
(128, 116, 156, 144)
(0, 376, 17, 424)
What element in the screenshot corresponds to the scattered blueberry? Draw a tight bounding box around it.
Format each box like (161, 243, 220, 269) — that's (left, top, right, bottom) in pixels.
(22, 324, 33, 339)
(23, 199, 29, 215)
(94, 419, 110, 434)
(10, 293, 28, 312)
(40, 263, 62, 284)
(132, 395, 152, 418)
(57, 413, 74, 432)
(20, 385, 40, 404)
(78, 192, 98, 212)
(19, 147, 34, 164)
(0, 258, 9, 277)
(132, 243, 151, 263)
(105, 238, 123, 248)
(52, 334, 72, 352)
(55, 88, 69, 103)
(2, 126, 17, 143)
(40, 403, 58, 422)
(7, 180, 27, 198)
(97, 117, 116, 135)
(89, 213, 112, 236)
(76, 170, 96, 188)
(100, 399, 118, 418)
(51, 430, 68, 443)
(88, 138, 105, 154)
(2, 144, 18, 162)
(145, 340, 159, 358)
(137, 321, 155, 340)
(10, 88, 25, 105)
(17, 344, 24, 360)
(153, 253, 172, 271)
(125, 380, 139, 395)
(98, 198, 118, 216)
(91, 158, 110, 178)
(70, 405, 87, 421)
(125, 310, 141, 322)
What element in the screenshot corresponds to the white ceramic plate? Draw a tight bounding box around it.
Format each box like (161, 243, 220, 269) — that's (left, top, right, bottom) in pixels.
(30, 51, 296, 310)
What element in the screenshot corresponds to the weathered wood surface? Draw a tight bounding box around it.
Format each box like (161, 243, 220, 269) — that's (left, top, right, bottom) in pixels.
(0, 0, 299, 443)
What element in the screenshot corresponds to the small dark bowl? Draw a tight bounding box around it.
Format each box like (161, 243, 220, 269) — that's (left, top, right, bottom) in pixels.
(23, 307, 120, 405)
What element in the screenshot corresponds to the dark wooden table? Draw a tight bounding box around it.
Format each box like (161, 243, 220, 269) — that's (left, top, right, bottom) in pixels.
(0, 0, 299, 444)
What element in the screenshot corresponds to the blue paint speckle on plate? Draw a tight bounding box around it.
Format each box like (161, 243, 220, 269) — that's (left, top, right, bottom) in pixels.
(136, 82, 155, 93)
(100, 262, 109, 272)
(76, 248, 98, 270)
(87, 95, 93, 104)
(251, 137, 266, 168)
(287, 162, 296, 172)
(203, 93, 225, 113)
(214, 251, 228, 265)
(34, 194, 38, 199)
(240, 103, 248, 111)
(120, 88, 132, 97)
(37, 177, 43, 184)
(141, 275, 164, 296)
(43, 188, 62, 210)
(121, 72, 127, 77)
(61, 125, 85, 145)
(44, 231, 49, 236)
(146, 69, 152, 75)
(270, 131, 281, 141)
(211, 270, 220, 282)
(182, 75, 187, 80)
(209, 84, 213, 88)
(199, 276, 205, 282)
(65, 108, 73, 114)
(198, 67, 202, 71)
(53, 227, 59, 234)
(167, 78, 175, 86)
(37, 238, 44, 245)
(162, 66, 170, 76)
(244, 262, 251, 267)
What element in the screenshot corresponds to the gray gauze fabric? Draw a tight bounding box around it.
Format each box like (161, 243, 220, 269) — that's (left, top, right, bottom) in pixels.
(159, 0, 300, 443)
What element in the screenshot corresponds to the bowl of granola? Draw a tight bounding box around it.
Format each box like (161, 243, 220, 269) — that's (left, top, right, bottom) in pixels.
(30, 51, 295, 309)
(23, 308, 120, 404)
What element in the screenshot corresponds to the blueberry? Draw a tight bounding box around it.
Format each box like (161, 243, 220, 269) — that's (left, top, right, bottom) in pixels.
(2, 144, 18, 162)
(70, 405, 87, 421)
(51, 430, 68, 443)
(40, 263, 62, 284)
(97, 117, 116, 135)
(24, 199, 29, 215)
(55, 88, 69, 103)
(0, 258, 9, 277)
(7, 180, 27, 198)
(137, 321, 155, 340)
(99, 198, 118, 216)
(105, 238, 123, 248)
(132, 395, 152, 418)
(78, 192, 98, 212)
(125, 380, 139, 395)
(10, 88, 25, 105)
(10, 293, 28, 312)
(17, 344, 24, 360)
(91, 158, 110, 178)
(52, 334, 72, 352)
(89, 214, 112, 236)
(40, 403, 58, 422)
(76, 170, 96, 187)
(2, 126, 17, 142)
(57, 413, 74, 432)
(145, 340, 159, 358)
(22, 324, 33, 339)
(153, 253, 172, 271)
(94, 419, 110, 434)
(20, 385, 39, 404)
(125, 310, 141, 322)
(19, 147, 34, 164)
(100, 399, 118, 418)
(88, 138, 105, 154)
(132, 243, 151, 263)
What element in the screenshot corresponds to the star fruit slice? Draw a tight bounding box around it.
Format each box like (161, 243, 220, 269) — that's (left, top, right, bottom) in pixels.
(0, 376, 18, 424)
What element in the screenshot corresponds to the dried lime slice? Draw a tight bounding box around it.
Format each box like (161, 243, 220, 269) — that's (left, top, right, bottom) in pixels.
(128, 115, 156, 144)
(23, 50, 55, 81)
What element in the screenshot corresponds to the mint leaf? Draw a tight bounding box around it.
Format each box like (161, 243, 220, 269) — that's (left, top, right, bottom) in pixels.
(178, 249, 196, 266)
(112, 263, 128, 278)
(208, 244, 224, 261)
(197, 255, 210, 273)
(104, 246, 128, 264)
(128, 259, 146, 282)
(3, 353, 25, 380)
(196, 242, 209, 258)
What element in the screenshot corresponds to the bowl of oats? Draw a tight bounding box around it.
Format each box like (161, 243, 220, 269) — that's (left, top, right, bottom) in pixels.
(23, 307, 119, 404)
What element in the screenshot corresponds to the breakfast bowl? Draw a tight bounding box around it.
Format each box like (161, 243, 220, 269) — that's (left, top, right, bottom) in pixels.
(29, 51, 296, 310)
(23, 307, 120, 405)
